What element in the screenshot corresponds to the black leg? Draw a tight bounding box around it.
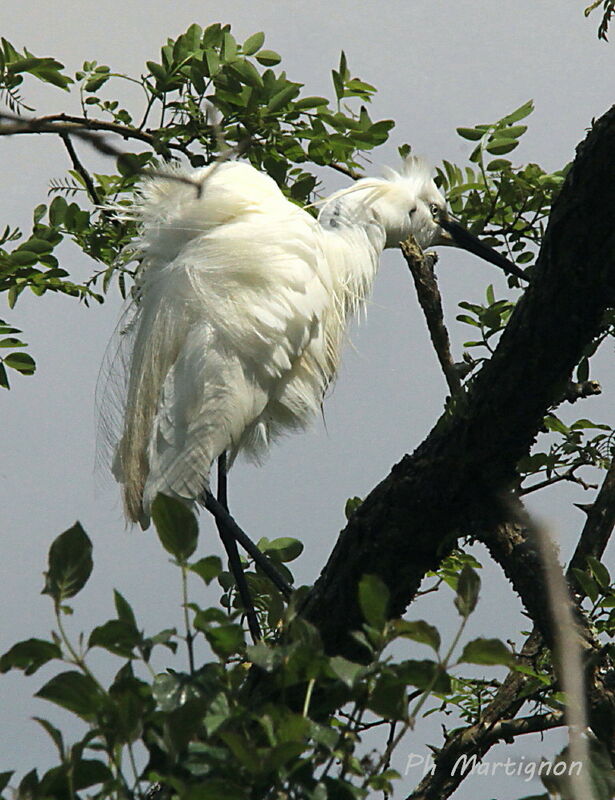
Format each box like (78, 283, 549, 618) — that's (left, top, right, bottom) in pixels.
(213, 454, 262, 642)
(204, 490, 293, 598)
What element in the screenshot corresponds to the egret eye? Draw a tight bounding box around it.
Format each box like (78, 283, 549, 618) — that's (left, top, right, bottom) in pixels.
(429, 203, 441, 219)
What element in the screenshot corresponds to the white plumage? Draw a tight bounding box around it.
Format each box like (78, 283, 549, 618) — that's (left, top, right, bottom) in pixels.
(105, 157, 452, 527)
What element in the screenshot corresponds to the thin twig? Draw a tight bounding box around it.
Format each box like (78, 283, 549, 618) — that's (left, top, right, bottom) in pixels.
(520, 465, 597, 496)
(181, 565, 195, 674)
(60, 132, 101, 205)
(328, 162, 362, 180)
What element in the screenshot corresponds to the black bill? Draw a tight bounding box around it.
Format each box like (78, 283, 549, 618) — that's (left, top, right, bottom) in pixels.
(439, 217, 527, 281)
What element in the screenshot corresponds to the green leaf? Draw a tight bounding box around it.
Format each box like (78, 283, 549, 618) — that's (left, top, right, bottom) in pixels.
(221, 32, 238, 62)
(3, 351, 35, 374)
(397, 659, 451, 693)
(329, 655, 364, 688)
(0, 638, 62, 675)
(229, 58, 263, 88)
(33, 717, 64, 758)
(358, 574, 389, 629)
(220, 731, 262, 773)
(503, 99, 534, 124)
(572, 568, 600, 602)
(459, 637, 514, 666)
(42, 522, 93, 602)
(485, 138, 519, 155)
(344, 496, 362, 519)
(456, 314, 480, 327)
(246, 642, 283, 672)
(368, 672, 408, 719)
(295, 96, 329, 109)
(0, 339, 26, 351)
(17, 771, 39, 798)
(587, 556, 610, 588)
(486, 158, 512, 171)
(9, 250, 38, 266)
(117, 153, 143, 177)
(204, 50, 220, 77)
(146, 60, 167, 84)
(152, 672, 183, 711)
(151, 494, 199, 562)
(69, 760, 113, 791)
(264, 741, 306, 771)
(456, 127, 484, 141)
(261, 536, 303, 562)
(191, 555, 223, 584)
(88, 619, 140, 657)
(36, 671, 105, 720)
(114, 589, 137, 628)
(48, 196, 68, 225)
(256, 49, 282, 66)
(205, 624, 245, 658)
(266, 84, 301, 113)
(242, 32, 265, 55)
(502, 124, 528, 139)
(454, 565, 480, 617)
(393, 619, 441, 652)
(577, 357, 590, 382)
(544, 414, 570, 434)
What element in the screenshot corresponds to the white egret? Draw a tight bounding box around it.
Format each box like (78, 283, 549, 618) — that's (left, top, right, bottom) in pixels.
(104, 156, 522, 637)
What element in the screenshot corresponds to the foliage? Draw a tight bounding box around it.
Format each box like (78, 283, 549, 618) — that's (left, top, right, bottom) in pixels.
(437, 100, 568, 280)
(0, 318, 35, 388)
(1, 506, 521, 800)
(585, 0, 615, 39)
(2, 15, 615, 800)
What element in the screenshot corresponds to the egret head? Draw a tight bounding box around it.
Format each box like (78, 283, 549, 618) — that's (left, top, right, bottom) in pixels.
(368, 157, 526, 280)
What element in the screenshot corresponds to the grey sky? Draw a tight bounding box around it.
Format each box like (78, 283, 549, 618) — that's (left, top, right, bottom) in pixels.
(2, 2, 614, 797)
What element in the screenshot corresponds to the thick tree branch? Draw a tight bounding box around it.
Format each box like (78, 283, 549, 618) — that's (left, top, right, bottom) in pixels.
(406, 712, 565, 800)
(414, 459, 615, 799)
(302, 105, 615, 659)
(0, 112, 165, 150)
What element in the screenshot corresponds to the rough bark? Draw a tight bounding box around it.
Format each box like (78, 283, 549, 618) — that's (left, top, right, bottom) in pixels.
(407, 457, 615, 799)
(302, 105, 615, 659)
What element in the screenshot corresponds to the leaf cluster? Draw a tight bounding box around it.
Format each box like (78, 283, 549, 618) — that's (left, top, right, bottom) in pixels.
(0, 37, 71, 112)
(438, 101, 568, 279)
(0, 500, 522, 800)
(0, 319, 34, 388)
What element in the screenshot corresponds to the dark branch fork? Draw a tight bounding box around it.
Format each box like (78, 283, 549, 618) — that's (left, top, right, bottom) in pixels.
(298, 105, 615, 776)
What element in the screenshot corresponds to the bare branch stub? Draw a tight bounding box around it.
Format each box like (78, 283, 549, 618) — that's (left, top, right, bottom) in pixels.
(400, 235, 461, 396)
(565, 379, 602, 403)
